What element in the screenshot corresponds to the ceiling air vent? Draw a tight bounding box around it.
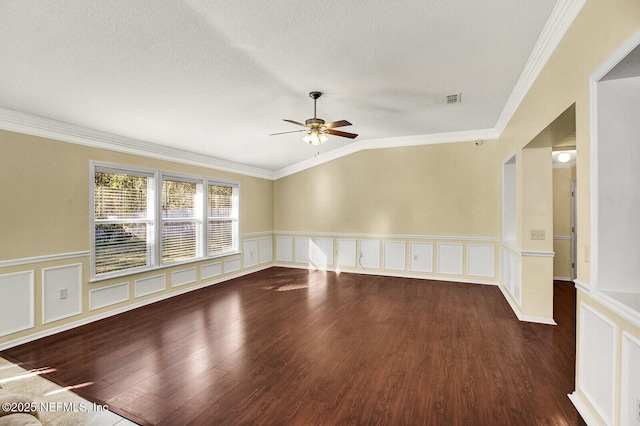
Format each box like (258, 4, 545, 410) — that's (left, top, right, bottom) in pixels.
(446, 93, 462, 104)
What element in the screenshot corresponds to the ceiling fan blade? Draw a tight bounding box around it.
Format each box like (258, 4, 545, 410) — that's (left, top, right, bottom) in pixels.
(270, 129, 306, 136)
(327, 129, 358, 139)
(324, 120, 352, 129)
(283, 119, 307, 127)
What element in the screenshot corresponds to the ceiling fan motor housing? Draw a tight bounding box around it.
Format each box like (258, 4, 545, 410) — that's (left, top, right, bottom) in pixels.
(305, 118, 325, 127)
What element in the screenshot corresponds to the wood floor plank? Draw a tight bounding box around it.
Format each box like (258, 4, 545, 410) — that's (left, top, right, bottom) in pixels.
(1, 268, 583, 425)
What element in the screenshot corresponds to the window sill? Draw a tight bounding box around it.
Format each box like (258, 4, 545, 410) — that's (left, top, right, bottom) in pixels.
(90, 250, 242, 283)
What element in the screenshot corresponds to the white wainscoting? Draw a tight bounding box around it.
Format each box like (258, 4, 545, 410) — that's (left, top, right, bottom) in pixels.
(437, 243, 463, 275)
(276, 236, 293, 262)
(578, 303, 617, 425)
(90, 282, 129, 311)
(243, 239, 259, 268)
(0, 271, 34, 337)
(0, 233, 277, 349)
(295, 237, 310, 263)
(224, 258, 241, 274)
(384, 241, 406, 271)
(275, 233, 497, 284)
(337, 239, 357, 268)
(468, 244, 495, 278)
(201, 262, 222, 280)
(42, 264, 82, 324)
(500, 246, 521, 305)
(135, 274, 167, 298)
(311, 238, 334, 270)
(410, 242, 433, 273)
(621, 332, 640, 426)
(259, 237, 273, 264)
(359, 240, 381, 269)
(171, 267, 197, 288)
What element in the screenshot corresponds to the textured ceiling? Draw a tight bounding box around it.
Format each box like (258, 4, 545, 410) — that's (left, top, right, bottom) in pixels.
(0, 0, 558, 172)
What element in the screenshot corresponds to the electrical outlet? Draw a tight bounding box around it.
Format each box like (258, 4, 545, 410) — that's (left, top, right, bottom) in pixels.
(636, 396, 640, 422)
(413, 254, 418, 261)
(59, 288, 68, 300)
(250, 251, 254, 259)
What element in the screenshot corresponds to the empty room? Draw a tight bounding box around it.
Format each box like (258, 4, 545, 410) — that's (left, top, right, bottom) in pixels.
(1, 0, 639, 425)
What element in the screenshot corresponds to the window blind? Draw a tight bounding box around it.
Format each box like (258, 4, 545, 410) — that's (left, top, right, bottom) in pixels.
(208, 183, 238, 255)
(91, 163, 240, 279)
(162, 178, 203, 264)
(94, 169, 153, 275)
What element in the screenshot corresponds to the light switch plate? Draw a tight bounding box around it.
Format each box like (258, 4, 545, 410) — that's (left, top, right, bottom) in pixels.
(530, 230, 545, 240)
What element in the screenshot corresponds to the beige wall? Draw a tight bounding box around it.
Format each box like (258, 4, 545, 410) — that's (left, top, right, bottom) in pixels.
(0, 129, 273, 347)
(275, 0, 640, 422)
(1, 0, 639, 422)
(0, 130, 273, 260)
(275, 141, 501, 238)
(492, 0, 640, 423)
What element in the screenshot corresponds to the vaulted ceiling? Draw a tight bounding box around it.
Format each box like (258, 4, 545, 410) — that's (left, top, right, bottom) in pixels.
(1, 0, 575, 177)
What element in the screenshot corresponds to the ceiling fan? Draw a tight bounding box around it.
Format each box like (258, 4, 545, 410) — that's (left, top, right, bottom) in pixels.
(270, 91, 358, 145)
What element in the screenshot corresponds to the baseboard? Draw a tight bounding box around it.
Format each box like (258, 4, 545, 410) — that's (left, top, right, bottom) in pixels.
(553, 276, 574, 282)
(0, 264, 273, 351)
(273, 263, 498, 286)
(568, 392, 599, 426)
(498, 283, 557, 325)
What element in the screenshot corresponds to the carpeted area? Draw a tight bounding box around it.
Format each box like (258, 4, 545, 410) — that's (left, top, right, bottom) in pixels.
(0, 357, 136, 426)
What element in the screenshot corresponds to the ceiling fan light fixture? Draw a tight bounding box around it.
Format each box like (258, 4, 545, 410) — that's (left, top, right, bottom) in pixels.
(272, 91, 357, 144)
(303, 129, 328, 145)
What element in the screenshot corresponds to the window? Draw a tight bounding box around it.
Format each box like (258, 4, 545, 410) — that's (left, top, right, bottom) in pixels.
(162, 178, 203, 264)
(93, 167, 155, 276)
(91, 163, 240, 279)
(208, 182, 239, 255)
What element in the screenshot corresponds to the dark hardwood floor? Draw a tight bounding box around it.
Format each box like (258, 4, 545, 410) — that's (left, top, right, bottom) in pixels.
(2, 268, 582, 425)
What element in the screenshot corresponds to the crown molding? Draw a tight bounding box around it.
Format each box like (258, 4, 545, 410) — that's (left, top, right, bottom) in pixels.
(0, 0, 585, 181)
(273, 128, 499, 179)
(0, 108, 275, 180)
(275, 0, 587, 179)
(494, 0, 587, 134)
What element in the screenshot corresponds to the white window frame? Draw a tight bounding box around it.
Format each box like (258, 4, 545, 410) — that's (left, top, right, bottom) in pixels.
(207, 180, 240, 256)
(90, 162, 240, 281)
(160, 174, 205, 265)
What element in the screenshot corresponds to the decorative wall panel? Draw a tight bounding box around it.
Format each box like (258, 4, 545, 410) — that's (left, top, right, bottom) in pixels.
(224, 258, 241, 273)
(359, 240, 380, 269)
(0, 271, 34, 336)
(276, 236, 293, 262)
(134, 274, 166, 298)
(578, 303, 616, 425)
(243, 239, 259, 268)
(295, 237, 310, 263)
(259, 237, 273, 264)
(171, 268, 196, 288)
(201, 262, 222, 279)
(468, 244, 495, 277)
(437, 243, 463, 275)
(410, 242, 433, 273)
(42, 264, 82, 324)
(90, 282, 129, 311)
(312, 238, 334, 270)
(337, 239, 357, 268)
(621, 332, 640, 426)
(384, 241, 406, 271)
